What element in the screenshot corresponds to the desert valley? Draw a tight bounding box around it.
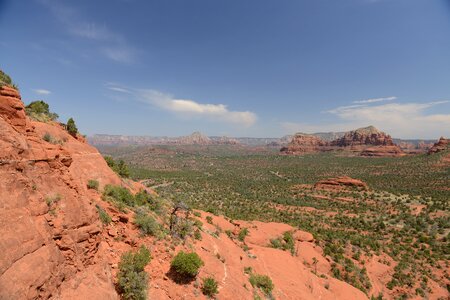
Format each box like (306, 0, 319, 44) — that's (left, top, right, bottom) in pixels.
(0, 70, 449, 300)
(1, 1, 450, 299)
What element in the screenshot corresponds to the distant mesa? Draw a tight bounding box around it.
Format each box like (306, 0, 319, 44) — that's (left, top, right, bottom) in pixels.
(281, 126, 405, 157)
(329, 126, 393, 147)
(280, 133, 330, 154)
(88, 132, 240, 146)
(178, 131, 212, 145)
(428, 137, 448, 155)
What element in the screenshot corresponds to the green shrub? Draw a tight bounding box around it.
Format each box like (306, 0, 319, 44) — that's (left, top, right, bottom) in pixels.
(104, 156, 130, 178)
(66, 117, 78, 137)
(0, 69, 12, 86)
(206, 216, 213, 224)
(103, 185, 135, 206)
(118, 245, 151, 300)
(43, 132, 52, 142)
(134, 210, 160, 236)
(238, 228, 249, 242)
(42, 132, 64, 145)
(87, 179, 99, 190)
(96, 205, 111, 224)
(269, 231, 295, 255)
(194, 229, 202, 240)
(0, 69, 18, 90)
(249, 273, 274, 296)
(45, 194, 62, 207)
(134, 190, 151, 206)
(201, 276, 219, 297)
(170, 251, 204, 278)
(25, 100, 59, 122)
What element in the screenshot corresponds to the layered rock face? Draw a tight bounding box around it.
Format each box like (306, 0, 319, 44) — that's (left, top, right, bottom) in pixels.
(428, 137, 448, 154)
(280, 133, 330, 154)
(330, 126, 394, 147)
(0, 86, 121, 299)
(282, 126, 404, 157)
(360, 145, 405, 157)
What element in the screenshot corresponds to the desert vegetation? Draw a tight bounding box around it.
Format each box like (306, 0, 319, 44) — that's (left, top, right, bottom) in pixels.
(25, 100, 59, 122)
(98, 144, 450, 297)
(117, 245, 151, 300)
(0, 69, 18, 90)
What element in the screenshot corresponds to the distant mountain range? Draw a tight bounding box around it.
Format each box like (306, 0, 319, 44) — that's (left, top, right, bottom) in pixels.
(88, 130, 438, 149)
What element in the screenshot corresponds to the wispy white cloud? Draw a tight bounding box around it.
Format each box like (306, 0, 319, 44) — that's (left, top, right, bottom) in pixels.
(33, 89, 51, 95)
(101, 47, 135, 63)
(353, 96, 397, 104)
(106, 83, 257, 127)
(282, 100, 450, 139)
(38, 0, 135, 63)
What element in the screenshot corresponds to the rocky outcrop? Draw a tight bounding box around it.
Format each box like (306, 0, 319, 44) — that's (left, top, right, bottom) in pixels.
(360, 145, 405, 157)
(314, 176, 368, 190)
(280, 133, 330, 154)
(282, 126, 405, 157)
(330, 126, 394, 148)
(428, 137, 448, 154)
(177, 131, 212, 145)
(0, 86, 122, 299)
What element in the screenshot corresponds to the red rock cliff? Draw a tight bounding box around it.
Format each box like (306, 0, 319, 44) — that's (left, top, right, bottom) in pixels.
(0, 86, 122, 299)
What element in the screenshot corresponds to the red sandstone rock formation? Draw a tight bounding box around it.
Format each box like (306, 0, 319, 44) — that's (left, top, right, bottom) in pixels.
(0, 86, 123, 299)
(360, 145, 405, 157)
(314, 176, 369, 190)
(428, 137, 448, 154)
(282, 126, 404, 157)
(280, 133, 330, 154)
(330, 126, 394, 147)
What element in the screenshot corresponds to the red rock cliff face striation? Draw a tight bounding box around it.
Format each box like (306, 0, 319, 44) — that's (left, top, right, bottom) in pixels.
(282, 126, 405, 157)
(329, 126, 394, 147)
(280, 133, 331, 154)
(0, 86, 121, 299)
(428, 137, 448, 154)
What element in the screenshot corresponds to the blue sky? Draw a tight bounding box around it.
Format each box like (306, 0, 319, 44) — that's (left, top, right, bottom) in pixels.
(1, 0, 450, 139)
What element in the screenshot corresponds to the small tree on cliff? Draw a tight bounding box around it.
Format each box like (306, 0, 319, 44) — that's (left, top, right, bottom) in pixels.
(66, 118, 78, 137)
(25, 100, 59, 122)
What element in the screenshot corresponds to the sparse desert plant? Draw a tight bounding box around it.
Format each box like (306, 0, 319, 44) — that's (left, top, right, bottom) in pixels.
(45, 193, 62, 207)
(201, 276, 219, 297)
(0, 69, 19, 90)
(238, 228, 249, 242)
(42, 133, 63, 144)
(66, 117, 78, 137)
(269, 231, 295, 255)
(43, 132, 52, 143)
(206, 215, 213, 224)
(170, 251, 204, 279)
(117, 245, 151, 300)
(103, 184, 135, 207)
(134, 210, 160, 236)
(87, 179, 99, 190)
(249, 273, 274, 296)
(0, 69, 13, 86)
(96, 205, 111, 224)
(194, 229, 202, 240)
